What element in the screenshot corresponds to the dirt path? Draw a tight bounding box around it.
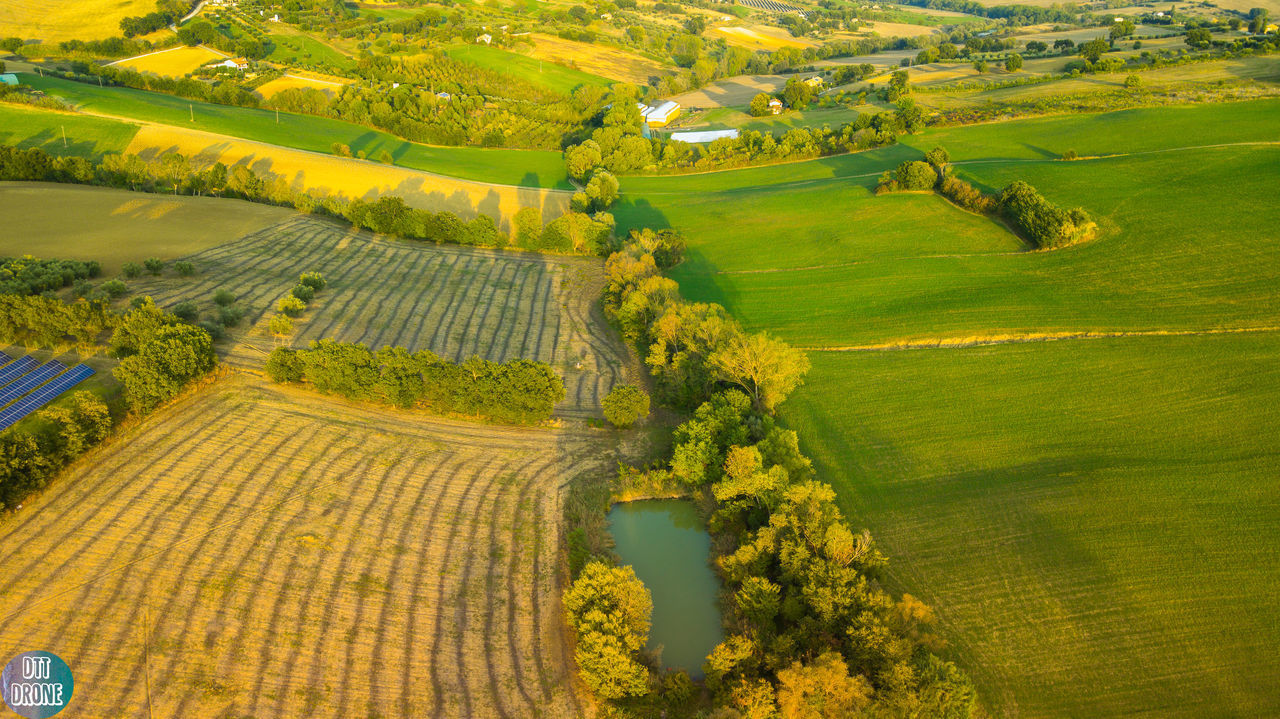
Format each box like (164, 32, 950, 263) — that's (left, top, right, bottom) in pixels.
(801, 325, 1280, 352)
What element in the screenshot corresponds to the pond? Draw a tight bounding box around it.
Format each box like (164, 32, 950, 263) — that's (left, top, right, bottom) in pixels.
(607, 499, 723, 677)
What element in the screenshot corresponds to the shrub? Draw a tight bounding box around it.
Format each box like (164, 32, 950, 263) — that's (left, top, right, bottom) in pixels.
(896, 160, 939, 191)
(198, 320, 225, 340)
(121, 262, 142, 279)
(269, 313, 293, 336)
(143, 257, 163, 275)
(298, 272, 326, 291)
(1124, 74, 1142, 87)
(277, 296, 306, 317)
(265, 347, 304, 382)
(602, 384, 650, 428)
(101, 279, 128, 298)
(290, 284, 315, 303)
(563, 562, 652, 700)
(217, 305, 244, 327)
(213, 289, 236, 306)
(172, 301, 199, 322)
(175, 260, 196, 277)
(999, 181, 1093, 249)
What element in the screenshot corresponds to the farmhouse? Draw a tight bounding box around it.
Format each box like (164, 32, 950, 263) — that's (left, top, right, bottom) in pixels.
(768, 97, 783, 114)
(640, 101, 681, 127)
(476, 33, 492, 44)
(217, 58, 249, 71)
(670, 129, 740, 143)
(803, 76, 823, 88)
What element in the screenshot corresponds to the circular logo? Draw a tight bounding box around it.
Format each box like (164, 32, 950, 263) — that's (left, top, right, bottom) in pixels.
(2, 652, 73, 718)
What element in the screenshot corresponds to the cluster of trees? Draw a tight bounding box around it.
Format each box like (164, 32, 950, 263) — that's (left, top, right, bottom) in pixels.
(876, 150, 1094, 249)
(119, 0, 194, 38)
(602, 384, 650, 429)
(0, 257, 101, 296)
(603, 229, 809, 412)
(563, 562, 654, 700)
(0, 295, 115, 350)
(64, 63, 263, 110)
(268, 272, 326, 339)
(266, 340, 565, 424)
(110, 298, 218, 413)
(0, 144, 612, 258)
(0, 391, 113, 511)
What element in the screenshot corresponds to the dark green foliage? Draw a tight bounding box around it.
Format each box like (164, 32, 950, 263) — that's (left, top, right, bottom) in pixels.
(0, 392, 113, 511)
(602, 384, 650, 428)
(111, 302, 217, 413)
(999, 181, 1094, 249)
(216, 305, 244, 327)
(175, 261, 196, 277)
(197, 320, 225, 341)
(213, 289, 237, 306)
(171, 301, 198, 322)
(0, 256, 100, 296)
(290, 284, 315, 303)
(121, 262, 142, 279)
(271, 340, 566, 424)
(99, 280, 128, 299)
(298, 272, 326, 291)
(143, 257, 164, 276)
(265, 347, 305, 383)
(0, 295, 115, 349)
(898, 160, 939, 191)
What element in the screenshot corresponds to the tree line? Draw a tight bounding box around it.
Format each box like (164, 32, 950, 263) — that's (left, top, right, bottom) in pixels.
(266, 340, 565, 424)
(877, 150, 1095, 249)
(0, 144, 616, 257)
(0, 256, 101, 297)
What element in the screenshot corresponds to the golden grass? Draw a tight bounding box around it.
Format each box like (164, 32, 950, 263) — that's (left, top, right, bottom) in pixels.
(0, 0, 157, 42)
(0, 373, 606, 718)
(255, 71, 352, 99)
(112, 45, 227, 79)
(713, 25, 816, 51)
(1, 181, 293, 274)
(860, 20, 942, 38)
(524, 33, 668, 84)
(124, 124, 571, 228)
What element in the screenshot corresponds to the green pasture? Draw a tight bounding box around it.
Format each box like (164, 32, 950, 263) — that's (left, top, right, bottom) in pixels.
(0, 104, 139, 158)
(624, 100, 1280, 715)
(445, 43, 612, 94)
(266, 33, 356, 70)
(18, 74, 571, 188)
(785, 334, 1280, 718)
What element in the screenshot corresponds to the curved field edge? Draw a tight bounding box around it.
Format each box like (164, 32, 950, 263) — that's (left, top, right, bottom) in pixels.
(16, 73, 572, 189)
(0, 375, 611, 718)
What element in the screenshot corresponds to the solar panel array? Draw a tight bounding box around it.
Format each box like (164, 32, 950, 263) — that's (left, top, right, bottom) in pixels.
(0, 355, 38, 389)
(0, 361, 66, 407)
(0, 364, 95, 431)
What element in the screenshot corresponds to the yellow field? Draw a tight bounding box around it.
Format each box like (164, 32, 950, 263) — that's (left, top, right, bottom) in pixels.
(525, 33, 668, 84)
(713, 25, 817, 51)
(0, 373, 609, 718)
(112, 45, 228, 79)
(255, 72, 353, 99)
(672, 74, 788, 108)
(124, 124, 572, 229)
(860, 20, 942, 38)
(1, 181, 293, 274)
(0, 0, 156, 42)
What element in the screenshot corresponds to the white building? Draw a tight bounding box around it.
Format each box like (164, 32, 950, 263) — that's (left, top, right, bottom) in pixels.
(640, 100, 680, 127)
(670, 129, 740, 143)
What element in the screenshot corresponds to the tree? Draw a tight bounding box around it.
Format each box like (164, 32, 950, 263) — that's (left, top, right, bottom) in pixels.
(213, 289, 236, 306)
(1110, 19, 1136, 39)
(924, 146, 950, 169)
(565, 140, 602, 182)
(122, 262, 142, 279)
(143, 257, 164, 275)
(972, 59, 988, 72)
(175, 261, 196, 277)
(782, 77, 815, 109)
(602, 384, 650, 428)
(776, 652, 874, 719)
(584, 170, 620, 210)
(563, 561, 652, 700)
(896, 160, 938, 190)
(1005, 53, 1023, 71)
(265, 347, 304, 382)
(709, 332, 810, 412)
(1025, 40, 1048, 54)
(1185, 27, 1212, 48)
(269, 313, 293, 339)
(887, 70, 910, 101)
(113, 323, 216, 412)
(1124, 74, 1142, 87)
(1053, 38, 1075, 52)
(749, 92, 773, 117)
(277, 296, 306, 317)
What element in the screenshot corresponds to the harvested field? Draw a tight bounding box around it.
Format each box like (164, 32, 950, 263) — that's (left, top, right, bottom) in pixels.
(860, 20, 942, 38)
(255, 71, 353, 99)
(0, 0, 155, 42)
(526, 33, 669, 85)
(1, 182, 295, 275)
(111, 45, 228, 78)
(0, 374, 614, 718)
(671, 74, 788, 109)
(124, 124, 572, 228)
(713, 25, 816, 51)
(128, 214, 631, 418)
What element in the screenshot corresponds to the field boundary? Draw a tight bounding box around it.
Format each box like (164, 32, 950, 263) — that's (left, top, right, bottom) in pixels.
(801, 325, 1280, 352)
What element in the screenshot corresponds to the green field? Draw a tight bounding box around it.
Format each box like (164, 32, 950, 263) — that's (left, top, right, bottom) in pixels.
(445, 43, 613, 94)
(265, 33, 356, 70)
(622, 99, 1280, 716)
(0, 104, 139, 158)
(18, 73, 571, 188)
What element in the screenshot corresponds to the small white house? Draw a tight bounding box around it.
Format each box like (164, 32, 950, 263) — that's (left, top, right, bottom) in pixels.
(476, 33, 492, 45)
(768, 97, 783, 114)
(269, 13, 279, 22)
(217, 58, 249, 71)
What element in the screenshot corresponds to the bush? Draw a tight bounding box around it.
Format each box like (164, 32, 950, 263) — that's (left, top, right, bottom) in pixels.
(602, 384, 650, 428)
(298, 272, 326, 291)
(101, 279, 128, 298)
(143, 257, 164, 275)
(277, 296, 306, 317)
(999, 180, 1093, 249)
(198, 320, 226, 340)
(175, 261, 196, 277)
(563, 562, 652, 700)
(265, 347, 304, 382)
(172, 301, 199, 322)
(290, 284, 315, 303)
(1124, 74, 1142, 87)
(269, 313, 293, 336)
(121, 262, 142, 279)
(213, 289, 237, 306)
(896, 160, 939, 191)
(217, 305, 244, 327)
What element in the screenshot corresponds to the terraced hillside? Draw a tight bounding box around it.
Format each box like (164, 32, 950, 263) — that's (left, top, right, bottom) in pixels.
(0, 376, 610, 718)
(129, 215, 631, 417)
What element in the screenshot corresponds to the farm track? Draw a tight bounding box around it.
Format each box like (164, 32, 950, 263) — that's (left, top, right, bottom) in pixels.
(0, 375, 611, 718)
(128, 215, 635, 417)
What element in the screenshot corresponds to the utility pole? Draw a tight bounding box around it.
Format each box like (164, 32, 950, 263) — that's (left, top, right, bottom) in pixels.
(61, 125, 67, 148)
(189, 103, 194, 122)
(276, 108, 279, 123)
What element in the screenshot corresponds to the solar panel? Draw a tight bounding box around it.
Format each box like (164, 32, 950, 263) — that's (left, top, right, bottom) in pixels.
(0, 355, 38, 389)
(0, 364, 95, 431)
(0, 361, 66, 407)
(0, 352, 10, 366)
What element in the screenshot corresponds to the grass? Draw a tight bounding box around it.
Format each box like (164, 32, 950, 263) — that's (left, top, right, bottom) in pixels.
(621, 99, 1280, 716)
(445, 43, 613, 94)
(0, 104, 139, 159)
(784, 334, 1280, 718)
(265, 33, 356, 71)
(19, 73, 571, 188)
(112, 45, 227, 79)
(0, 0, 155, 42)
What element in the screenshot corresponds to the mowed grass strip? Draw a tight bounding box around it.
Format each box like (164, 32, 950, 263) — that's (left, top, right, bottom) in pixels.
(19, 74, 571, 188)
(112, 45, 227, 79)
(783, 334, 1280, 718)
(0, 104, 139, 158)
(445, 44, 613, 94)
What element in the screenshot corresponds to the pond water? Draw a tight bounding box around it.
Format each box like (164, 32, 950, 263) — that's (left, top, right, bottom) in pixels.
(607, 499, 723, 677)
